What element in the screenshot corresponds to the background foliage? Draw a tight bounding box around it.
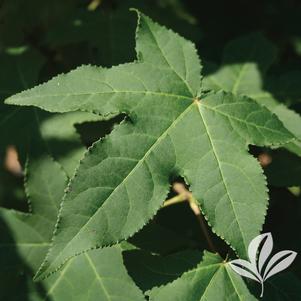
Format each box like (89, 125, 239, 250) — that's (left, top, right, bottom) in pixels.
(1, 0, 301, 300)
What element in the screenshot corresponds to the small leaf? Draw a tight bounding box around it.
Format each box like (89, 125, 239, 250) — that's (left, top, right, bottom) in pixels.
(263, 251, 297, 281)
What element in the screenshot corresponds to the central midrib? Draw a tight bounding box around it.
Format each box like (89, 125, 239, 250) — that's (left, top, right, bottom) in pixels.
(8, 90, 193, 102)
(196, 102, 248, 254)
(47, 98, 195, 268)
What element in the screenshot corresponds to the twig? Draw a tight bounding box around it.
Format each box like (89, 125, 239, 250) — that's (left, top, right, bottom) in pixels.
(163, 182, 216, 253)
(188, 195, 216, 253)
(162, 194, 187, 207)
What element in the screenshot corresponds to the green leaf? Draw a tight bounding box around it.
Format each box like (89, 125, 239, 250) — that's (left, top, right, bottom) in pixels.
(37, 111, 105, 177)
(38, 246, 145, 301)
(44, 7, 137, 68)
(203, 33, 277, 96)
(5, 15, 200, 112)
(0, 47, 44, 99)
(0, 45, 144, 299)
(250, 95, 301, 156)
(0, 48, 45, 163)
(0, 205, 144, 301)
(0, 47, 104, 176)
(5, 12, 293, 279)
(44, 0, 200, 68)
(203, 33, 301, 155)
(0, 151, 68, 300)
(0, 136, 144, 300)
(147, 251, 257, 301)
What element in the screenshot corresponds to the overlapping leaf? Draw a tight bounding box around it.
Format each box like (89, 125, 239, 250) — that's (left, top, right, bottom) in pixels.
(44, 0, 200, 68)
(203, 33, 301, 156)
(0, 146, 68, 300)
(5, 12, 293, 280)
(37, 246, 146, 301)
(148, 251, 257, 301)
(1, 87, 144, 301)
(0, 47, 45, 164)
(0, 149, 145, 301)
(0, 44, 145, 300)
(128, 248, 301, 300)
(0, 47, 105, 177)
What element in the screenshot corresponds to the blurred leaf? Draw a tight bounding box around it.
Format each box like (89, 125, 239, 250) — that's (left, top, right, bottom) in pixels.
(0, 0, 78, 47)
(44, 8, 136, 67)
(0, 150, 145, 300)
(203, 33, 301, 156)
(0, 47, 44, 165)
(0, 148, 68, 300)
(203, 33, 277, 95)
(0, 47, 104, 176)
(45, 0, 201, 68)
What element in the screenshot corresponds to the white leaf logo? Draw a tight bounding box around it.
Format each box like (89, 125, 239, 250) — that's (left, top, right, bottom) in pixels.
(229, 232, 297, 297)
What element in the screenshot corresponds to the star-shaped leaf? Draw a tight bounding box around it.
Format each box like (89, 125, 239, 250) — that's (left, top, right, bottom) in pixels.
(5, 11, 293, 279)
